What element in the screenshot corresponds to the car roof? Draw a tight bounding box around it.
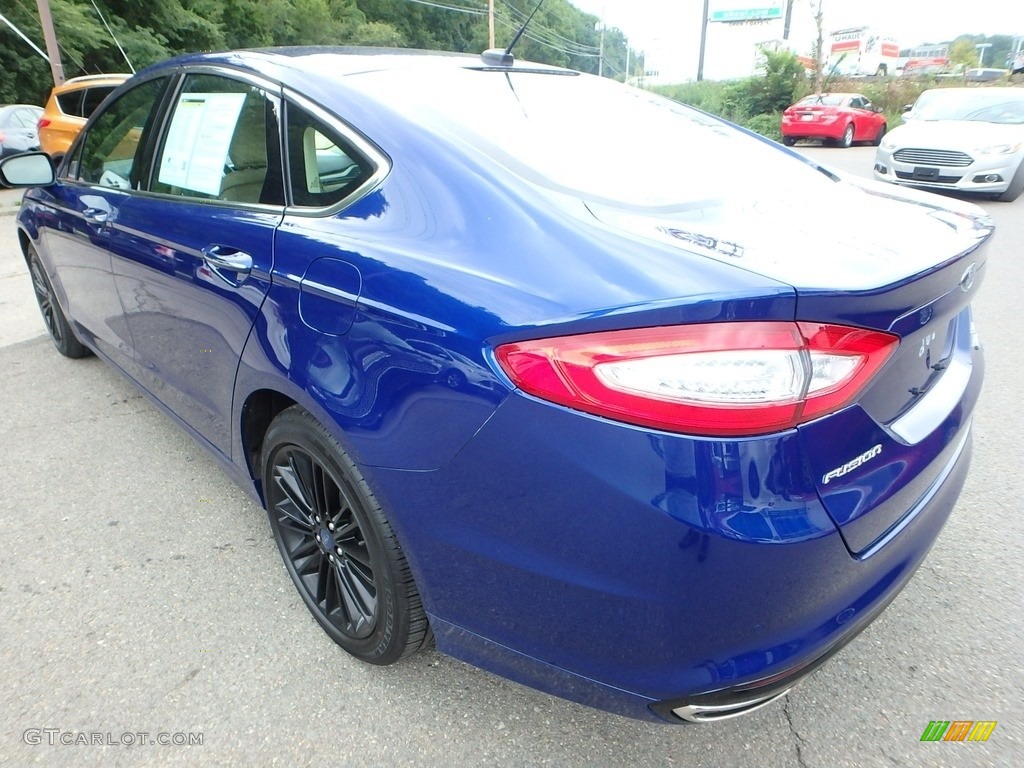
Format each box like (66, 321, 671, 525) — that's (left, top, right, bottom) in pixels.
(140, 46, 573, 84)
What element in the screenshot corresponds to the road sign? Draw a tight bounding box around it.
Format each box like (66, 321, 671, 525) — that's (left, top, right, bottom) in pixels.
(710, 6, 782, 22)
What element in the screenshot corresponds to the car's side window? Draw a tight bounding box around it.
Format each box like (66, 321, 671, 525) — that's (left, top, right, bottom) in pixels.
(56, 90, 84, 118)
(15, 109, 38, 128)
(152, 74, 284, 206)
(82, 86, 116, 118)
(73, 77, 167, 190)
(285, 102, 373, 208)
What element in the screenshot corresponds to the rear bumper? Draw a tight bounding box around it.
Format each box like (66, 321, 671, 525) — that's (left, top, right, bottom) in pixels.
(781, 119, 845, 140)
(369, 389, 975, 722)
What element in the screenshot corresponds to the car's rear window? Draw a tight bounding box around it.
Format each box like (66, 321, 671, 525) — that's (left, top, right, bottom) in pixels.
(346, 66, 832, 209)
(795, 94, 846, 107)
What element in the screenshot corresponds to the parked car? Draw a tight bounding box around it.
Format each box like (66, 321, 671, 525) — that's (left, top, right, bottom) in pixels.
(874, 86, 1024, 202)
(0, 48, 991, 724)
(0, 104, 43, 157)
(780, 92, 888, 147)
(37, 73, 130, 157)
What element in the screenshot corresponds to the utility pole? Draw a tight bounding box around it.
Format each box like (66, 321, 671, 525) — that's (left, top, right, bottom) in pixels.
(488, 0, 495, 49)
(697, 0, 709, 81)
(36, 0, 65, 85)
(598, 22, 605, 77)
(813, 1, 825, 95)
(783, 0, 794, 40)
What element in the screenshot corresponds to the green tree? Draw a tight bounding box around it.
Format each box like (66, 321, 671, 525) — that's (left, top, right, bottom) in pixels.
(948, 39, 979, 69)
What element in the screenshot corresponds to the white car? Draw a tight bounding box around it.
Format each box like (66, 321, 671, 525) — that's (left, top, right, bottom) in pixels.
(873, 87, 1024, 202)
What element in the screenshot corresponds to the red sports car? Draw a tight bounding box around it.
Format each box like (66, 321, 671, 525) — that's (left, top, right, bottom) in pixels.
(781, 92, 888, 148)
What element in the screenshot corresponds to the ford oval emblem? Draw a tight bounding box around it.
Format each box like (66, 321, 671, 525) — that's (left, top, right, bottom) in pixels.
(960, 262, 977, 293)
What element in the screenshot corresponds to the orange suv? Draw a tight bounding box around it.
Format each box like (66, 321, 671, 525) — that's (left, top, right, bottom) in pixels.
(38, 74, 130, 156)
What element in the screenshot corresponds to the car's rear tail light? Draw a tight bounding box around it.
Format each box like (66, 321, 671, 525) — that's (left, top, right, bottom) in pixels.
(495, 322, 899, 436)
(37, 118, 51, 129)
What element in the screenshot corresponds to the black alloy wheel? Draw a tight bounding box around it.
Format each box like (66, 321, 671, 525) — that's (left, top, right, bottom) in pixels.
(262, 406, 430, 664)
(27, 246, 89, 358)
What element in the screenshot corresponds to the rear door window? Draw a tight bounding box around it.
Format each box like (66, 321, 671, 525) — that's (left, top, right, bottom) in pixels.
(152, 73, 284, 206)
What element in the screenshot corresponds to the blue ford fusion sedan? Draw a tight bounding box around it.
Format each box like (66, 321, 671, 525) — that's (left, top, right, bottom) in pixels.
(0, 48, 990, 723)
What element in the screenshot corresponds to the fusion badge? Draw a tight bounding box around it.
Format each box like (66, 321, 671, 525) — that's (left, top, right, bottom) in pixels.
(822, 444, 882, 485)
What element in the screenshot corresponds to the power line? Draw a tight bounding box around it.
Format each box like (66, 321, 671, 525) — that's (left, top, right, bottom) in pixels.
(399, 0, 606, 62)
(500, 1, 600, 52)
(10, 0, 90, 75)
(494, 10, 600, 57)
(493, 13, 601, 58)
(402, 0, 487, 15)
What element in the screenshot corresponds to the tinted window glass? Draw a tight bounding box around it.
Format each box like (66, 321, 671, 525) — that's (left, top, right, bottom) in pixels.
(153, 74, 284, 205)
(285, 103, 372, 208)
(75, 78, 167, 189)
(56, 91, 83, 117)
(82, 86, 117, 118)
(347, 68, 830, 208)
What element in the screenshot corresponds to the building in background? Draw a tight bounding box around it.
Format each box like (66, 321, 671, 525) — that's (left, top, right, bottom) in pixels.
(902, 43, 950, 75)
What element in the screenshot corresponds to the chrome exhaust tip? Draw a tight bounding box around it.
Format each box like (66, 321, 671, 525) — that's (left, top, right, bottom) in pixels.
(670, 687, 792, 723)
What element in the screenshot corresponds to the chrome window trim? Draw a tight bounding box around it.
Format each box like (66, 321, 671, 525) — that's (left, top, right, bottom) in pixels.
(280, 86, 392, 217)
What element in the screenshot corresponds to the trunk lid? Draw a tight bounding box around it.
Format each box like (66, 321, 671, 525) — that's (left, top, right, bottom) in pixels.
(586, 175, 993, 555)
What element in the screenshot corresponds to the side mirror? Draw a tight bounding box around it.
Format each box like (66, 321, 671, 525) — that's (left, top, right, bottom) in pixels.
(902, 104, 913, 113)
(0, 152, 56, 188)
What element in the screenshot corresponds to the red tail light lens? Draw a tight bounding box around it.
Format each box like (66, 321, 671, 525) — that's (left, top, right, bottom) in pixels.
(37, 118, 51, 129)
(495, 322, 899, 436)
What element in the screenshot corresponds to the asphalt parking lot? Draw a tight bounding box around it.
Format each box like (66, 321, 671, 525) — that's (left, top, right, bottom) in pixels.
(1, 147, 1021, 767)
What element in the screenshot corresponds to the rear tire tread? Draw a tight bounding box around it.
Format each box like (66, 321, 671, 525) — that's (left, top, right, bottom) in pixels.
(262, 406, 431, 664)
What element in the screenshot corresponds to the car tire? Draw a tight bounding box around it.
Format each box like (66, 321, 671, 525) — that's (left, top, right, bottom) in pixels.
(262, 405, 431, 665)
(872, 124, 887, 146)
(997, 164, 1024, 202)
(782, 136, 797, 147)
(838, 124, 854, 148)
(27, 246, 90, 359)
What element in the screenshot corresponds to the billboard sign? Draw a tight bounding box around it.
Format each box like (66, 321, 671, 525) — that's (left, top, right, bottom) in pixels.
(709, 3, 783, 23)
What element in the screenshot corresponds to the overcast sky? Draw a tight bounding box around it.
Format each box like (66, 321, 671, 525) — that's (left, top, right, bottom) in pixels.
(569, 0, 1024, 80)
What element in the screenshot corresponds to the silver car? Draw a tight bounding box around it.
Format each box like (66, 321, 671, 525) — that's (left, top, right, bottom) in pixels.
(873, 87, 1024, 202)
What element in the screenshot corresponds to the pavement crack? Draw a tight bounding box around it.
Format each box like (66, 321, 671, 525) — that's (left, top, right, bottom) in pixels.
(784, 697, 810, 768)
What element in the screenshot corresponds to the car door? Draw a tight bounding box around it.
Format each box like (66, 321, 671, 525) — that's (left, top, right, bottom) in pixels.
(109, 70, 285, 454)
(43, 75, 171, 370)
(848, 96, 875, 141)
(4, 107, 41, 152)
